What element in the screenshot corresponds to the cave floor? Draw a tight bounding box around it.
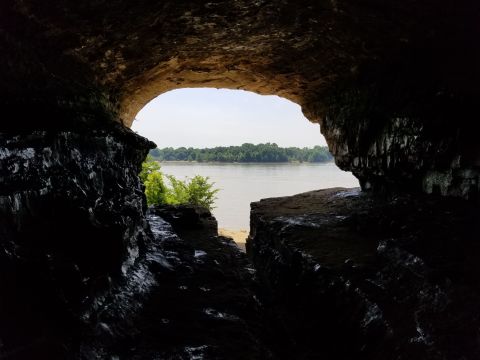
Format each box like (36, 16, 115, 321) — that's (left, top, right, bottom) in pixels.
(118, 211, 281, 360)
(93, 190, 480, 360)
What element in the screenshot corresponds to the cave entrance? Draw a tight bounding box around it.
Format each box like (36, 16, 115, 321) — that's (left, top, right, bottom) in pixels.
(131, 88, 359, 249)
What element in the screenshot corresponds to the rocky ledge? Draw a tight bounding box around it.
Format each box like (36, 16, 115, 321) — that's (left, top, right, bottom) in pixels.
(88, 204, 280, 360)
(248, 188, 480, 360)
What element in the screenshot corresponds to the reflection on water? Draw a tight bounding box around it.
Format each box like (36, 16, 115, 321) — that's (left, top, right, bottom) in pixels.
(159, 162, 359, 230)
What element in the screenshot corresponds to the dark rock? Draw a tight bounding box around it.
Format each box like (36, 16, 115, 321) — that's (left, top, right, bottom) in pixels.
(151, 204, 218, 236)
(93, 209, 279, 360)
(248, 188, 480, 359)
(304, 74, 480, 199)
(0, 146, 282, 359)
(0, 122, 155, 359)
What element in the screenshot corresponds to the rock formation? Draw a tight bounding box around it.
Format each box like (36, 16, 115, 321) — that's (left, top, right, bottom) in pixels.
(0, 1, 479, 359)
(248, 188, 480, 359)
(0, 123, 155, 358)
(0, 0, 478, 195)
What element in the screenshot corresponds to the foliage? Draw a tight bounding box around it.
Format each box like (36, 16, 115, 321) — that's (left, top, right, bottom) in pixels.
(184, 175, 219, 210)
(144, 171, 168, 206)
(164, 175, 219, 210)
(164, 175, 189, 205)
(139, 155, 161, 182)
(140, 157, 219, 210)
(148, 143, 332, 163)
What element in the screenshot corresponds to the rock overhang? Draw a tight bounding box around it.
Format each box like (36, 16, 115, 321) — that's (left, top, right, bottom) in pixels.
(0, 0, 479, 195)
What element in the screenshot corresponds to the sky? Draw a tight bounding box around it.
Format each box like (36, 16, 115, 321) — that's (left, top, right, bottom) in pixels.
(131, 88, 328, 148)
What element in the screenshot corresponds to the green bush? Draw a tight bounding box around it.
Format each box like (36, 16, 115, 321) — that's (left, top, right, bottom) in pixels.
(164, 175, 189, 205)
(181, 175, 219, 210)
(144, 171, 168, 206)
(140, 157, 219, 210)
(139, 155, 161, 182)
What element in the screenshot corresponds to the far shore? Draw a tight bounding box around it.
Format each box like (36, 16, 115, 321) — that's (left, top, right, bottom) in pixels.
(219, 228, 248, 252)
(155, 160, 334, 164)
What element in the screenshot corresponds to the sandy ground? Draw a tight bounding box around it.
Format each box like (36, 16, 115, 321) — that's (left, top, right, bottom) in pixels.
(219, 228, 248, 252)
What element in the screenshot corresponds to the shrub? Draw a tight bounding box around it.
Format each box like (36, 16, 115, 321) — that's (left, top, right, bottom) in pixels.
(139, 155, 160, 183)
(144, 171, 168, 206)
(164, 175, 189, 205)
(183, 175, 219, 210)
(140, 157, 219, 210)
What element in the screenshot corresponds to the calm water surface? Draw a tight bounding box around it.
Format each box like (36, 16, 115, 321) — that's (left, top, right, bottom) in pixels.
(160, 162, 359, 230)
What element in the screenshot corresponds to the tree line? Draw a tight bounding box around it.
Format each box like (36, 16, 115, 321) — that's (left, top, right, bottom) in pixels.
(149, 143, 333, 163)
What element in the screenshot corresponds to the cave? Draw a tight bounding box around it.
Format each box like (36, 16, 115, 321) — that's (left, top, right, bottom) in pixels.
(0, 1, 479, 359)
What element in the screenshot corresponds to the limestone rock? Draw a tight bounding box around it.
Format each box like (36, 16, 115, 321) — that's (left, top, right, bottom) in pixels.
(248, 188, 480, 359)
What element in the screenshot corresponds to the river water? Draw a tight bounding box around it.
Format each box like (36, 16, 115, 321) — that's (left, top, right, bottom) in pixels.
(159, 162, 359, 230)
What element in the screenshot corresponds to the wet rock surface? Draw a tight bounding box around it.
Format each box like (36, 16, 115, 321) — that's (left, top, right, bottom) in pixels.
(305, 79, 480, 199)
(0, 193, 283, 359)
(0, 123, 155, 359)
(152, 204, 218, 236)
(106, 206, 279, 360)
(0, 121, 478, 360)
(248, 188, 480, 360)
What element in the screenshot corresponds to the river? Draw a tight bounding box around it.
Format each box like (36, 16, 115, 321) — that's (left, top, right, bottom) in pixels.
(159, 162, 359, 230)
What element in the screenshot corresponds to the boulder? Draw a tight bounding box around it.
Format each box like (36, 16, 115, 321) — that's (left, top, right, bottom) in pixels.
(248, 188, 480, 359)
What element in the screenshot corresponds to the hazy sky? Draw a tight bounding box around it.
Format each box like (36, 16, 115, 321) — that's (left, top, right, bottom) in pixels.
(131, 88, 327, 148)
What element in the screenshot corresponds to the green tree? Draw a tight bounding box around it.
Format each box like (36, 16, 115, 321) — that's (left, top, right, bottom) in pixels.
(148, 143, 332, 163)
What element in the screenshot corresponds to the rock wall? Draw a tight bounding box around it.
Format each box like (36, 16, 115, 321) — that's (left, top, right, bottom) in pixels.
(0, 120, 155, 358)
(303, 59, 480, 199)
(248, 188, 480, 359)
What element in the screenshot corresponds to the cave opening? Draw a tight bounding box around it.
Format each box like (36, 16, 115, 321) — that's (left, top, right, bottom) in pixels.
(0, 1, 479, 359)
(131, 87, 359, 248)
